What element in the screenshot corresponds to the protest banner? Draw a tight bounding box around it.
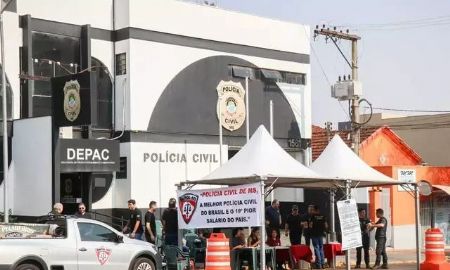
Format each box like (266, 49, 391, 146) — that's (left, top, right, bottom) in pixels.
(337, 199, 362, 250)
(177, 183, 261, 229)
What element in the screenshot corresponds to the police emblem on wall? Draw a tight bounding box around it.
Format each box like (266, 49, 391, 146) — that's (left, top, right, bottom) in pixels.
(216, 80, 246, 131)
(63, 80, 81, 122)
(52, 72, 93, 127)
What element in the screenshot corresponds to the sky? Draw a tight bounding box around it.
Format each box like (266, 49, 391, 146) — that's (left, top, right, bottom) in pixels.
(214, 0, 450, 127)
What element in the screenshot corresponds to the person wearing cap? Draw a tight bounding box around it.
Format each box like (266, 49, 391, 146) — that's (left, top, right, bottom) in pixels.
(162, 198, 178, 245)
(285, 204, 303, 245)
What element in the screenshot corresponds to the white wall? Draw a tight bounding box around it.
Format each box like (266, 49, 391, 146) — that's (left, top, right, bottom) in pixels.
(11, 117, 53, 216)
(127, 0, 309, 54)
(114, 40, 131, 131)
(17, 0, 113, 30)
(2, 11, 21, 120)
(127, 142, 227, 210)
(391, 224, 416, 249)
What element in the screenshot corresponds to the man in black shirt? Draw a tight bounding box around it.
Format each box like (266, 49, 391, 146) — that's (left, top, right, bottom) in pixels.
(230, 227, 246, 250)
(310, 205, 328, 269)
(74, 203, 92, 219)
(265, 199, 281, 238)
(369, 208, 388, 269)
(145, 201, 157, 244)
(356, 208, 371, 269)
(123, 199, 143, 240)
(285, 205, 303, 245)
(301, 205, 315, 246)
(162, 198, 178, 246)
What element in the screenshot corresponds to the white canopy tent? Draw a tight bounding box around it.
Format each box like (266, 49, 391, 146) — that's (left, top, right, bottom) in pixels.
(309, 134, 401, 187)
(181, 125, 328, 269)
(309, 134, 419, 270)
(180, 128, 413, 270)
(184, 125, 324, 186)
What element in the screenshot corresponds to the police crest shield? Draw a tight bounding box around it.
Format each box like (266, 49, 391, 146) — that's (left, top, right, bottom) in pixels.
(179, 193, 199, 224)
(216, 80, 246, 131)
(63, 80, 81, 122)
(95, 247, 112, 265)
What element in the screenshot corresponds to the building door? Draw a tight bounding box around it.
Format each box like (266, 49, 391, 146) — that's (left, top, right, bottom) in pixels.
(60, 173, 91, 215)
(381, 188, 392, 246)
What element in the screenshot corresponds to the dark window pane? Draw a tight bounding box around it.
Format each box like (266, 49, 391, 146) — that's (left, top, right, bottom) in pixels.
(77, 222, 116, 242)
(261, 69, 283, 81)
(115, 53, 126, 75)
(116, 157, 127, 179)
(32, 96, 52, 117)
(31, 32, 80, 117)
(91, 57, 113, 129)
(231, 66, 255, 79)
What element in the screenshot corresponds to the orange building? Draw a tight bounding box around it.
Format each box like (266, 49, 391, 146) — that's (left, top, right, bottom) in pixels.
(313, 125, 450, 249)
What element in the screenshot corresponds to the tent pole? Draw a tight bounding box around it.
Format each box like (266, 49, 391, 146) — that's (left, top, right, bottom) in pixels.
(414, 184, 421, 270)
(330, 188, 336, 242)
(218, 97, 223, 165)
(269, 100, 274, 203)
(345, 180, 351, 270)
(260, 178, 266, 270)
(330, 188, 337, 269)
(245, 76, 249, 142)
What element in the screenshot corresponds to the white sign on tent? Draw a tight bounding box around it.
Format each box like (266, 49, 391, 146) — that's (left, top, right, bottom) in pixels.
(177, 183, 262, 229)
(337, 199, 362, 250)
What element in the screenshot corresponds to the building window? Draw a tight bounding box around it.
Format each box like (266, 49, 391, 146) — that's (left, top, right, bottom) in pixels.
(116, 157, 127, 179)
(231, 66, 255, 79)
(91, 57, 113, 129)
(31, 32, 81, 117)
(284, 72, 306, 85)
(230, 65, 306, 85)
(115, 53, 126, 75)
(261, 69, 283, 82)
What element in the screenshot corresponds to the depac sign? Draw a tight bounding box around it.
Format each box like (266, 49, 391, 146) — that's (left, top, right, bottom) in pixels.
(58, 139, 120, 172)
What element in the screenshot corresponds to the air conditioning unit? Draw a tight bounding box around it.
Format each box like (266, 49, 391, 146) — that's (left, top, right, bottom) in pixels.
(331, 80, 362, 100)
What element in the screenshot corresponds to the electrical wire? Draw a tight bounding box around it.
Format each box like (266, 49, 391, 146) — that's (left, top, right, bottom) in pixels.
(302, 25, 351, 122)
(369, 107, 450, 113)
(335, 15, 450, 32)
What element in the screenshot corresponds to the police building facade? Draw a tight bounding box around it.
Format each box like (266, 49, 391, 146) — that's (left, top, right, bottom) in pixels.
(0, 0, 316, 219)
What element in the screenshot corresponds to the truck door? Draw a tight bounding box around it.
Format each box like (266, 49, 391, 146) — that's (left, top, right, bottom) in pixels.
(75, 221, 132, 270)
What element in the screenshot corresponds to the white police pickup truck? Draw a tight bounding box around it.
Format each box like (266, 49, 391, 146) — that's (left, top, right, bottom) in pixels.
(0, 217, 162, 270)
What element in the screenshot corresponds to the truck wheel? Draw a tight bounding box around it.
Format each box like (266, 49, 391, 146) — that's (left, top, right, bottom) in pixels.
(16, 264, 40, 270)
(133, 257, 155, 270)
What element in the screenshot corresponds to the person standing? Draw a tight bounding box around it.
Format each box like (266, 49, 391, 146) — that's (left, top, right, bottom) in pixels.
(49, 203, 64, 216)
(369, 208, 388, 269)
(74, 203, 92, 219)
(285, 205, 303, 245)
(265, 199, 282, 238)
(145, 201, 157, 244)
(310, 205, 328, 269)
(302, 205, 315, 246)
(356, 208, 371, 269)
(162, 198, 178, 246)
(123, 199, 143, 240)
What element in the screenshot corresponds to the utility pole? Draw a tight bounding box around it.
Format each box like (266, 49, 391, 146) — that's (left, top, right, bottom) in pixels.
(351, 38, 360, 155)
(314, 26, 361, 155)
